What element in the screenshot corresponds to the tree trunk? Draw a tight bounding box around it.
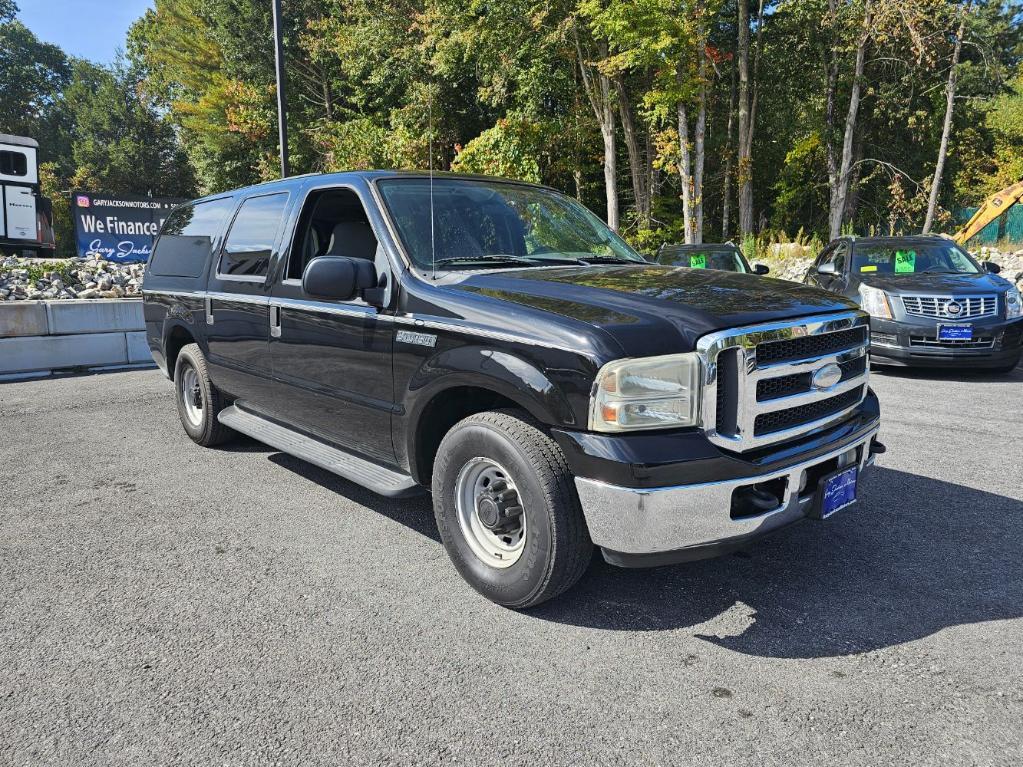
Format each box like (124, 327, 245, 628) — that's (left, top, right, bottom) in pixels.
(825, 0, 840, 218)
(736, 0, 753, 235)
(677, 100, 694, 243)
(829, 0, 872, 240)
(693, 40, 708, 244)
(601, 119, 619, 231)
(615, 77, 649, 228)
(923, 3, 968, 233)
(576, 34, 619, 230)
(722, 59, 737, 240)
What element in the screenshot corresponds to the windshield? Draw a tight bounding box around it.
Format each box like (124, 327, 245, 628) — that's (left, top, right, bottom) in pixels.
(851, 242, 981, 275)
(377, 178, 646, 270)
(656, 246, 747, 273)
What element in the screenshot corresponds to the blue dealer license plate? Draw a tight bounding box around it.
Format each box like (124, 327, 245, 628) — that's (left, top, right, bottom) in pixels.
(938, 324, 972, 341)
(818, 466, 858, 518)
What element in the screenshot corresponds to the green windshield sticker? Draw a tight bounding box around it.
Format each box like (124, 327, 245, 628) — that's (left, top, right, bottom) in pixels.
(690, 254, 707, 269)
(894, 250, 916, 273)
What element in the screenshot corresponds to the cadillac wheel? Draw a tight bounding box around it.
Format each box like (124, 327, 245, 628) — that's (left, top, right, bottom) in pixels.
(432, 410, 593, 608)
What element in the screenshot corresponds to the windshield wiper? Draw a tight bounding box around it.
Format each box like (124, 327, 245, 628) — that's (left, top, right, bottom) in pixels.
(575, 255, 644, 265)
(918, 267, 961, 274)
(432, 254, 540, 267)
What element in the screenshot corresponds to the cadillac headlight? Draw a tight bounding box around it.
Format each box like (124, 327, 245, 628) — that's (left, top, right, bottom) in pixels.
(589, 353, 702, 432)
(1006, 287, 1022, 319)
(858, 284, 893, 319)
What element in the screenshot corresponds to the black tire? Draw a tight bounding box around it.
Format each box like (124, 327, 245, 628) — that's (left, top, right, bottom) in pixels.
(173, 343, 234, 446)
(432, 410, 592, 608)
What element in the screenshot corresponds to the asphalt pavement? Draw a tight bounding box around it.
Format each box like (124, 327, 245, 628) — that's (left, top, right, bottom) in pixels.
(1, 364, 1021, 766)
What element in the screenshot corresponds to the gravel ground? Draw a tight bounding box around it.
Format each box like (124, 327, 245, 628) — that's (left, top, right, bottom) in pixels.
(1, 365, 1021, 766)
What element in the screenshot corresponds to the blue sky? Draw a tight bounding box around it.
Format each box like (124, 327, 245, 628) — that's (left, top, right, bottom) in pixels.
(17, 0, 154, 64)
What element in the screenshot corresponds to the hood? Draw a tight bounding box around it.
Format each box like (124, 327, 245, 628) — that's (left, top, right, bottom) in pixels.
(454, 264, 857, 356)
(860, 271, 1010, 294)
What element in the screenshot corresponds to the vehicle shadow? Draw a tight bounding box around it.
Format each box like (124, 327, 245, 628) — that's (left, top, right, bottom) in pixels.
(870, 361, 1020, 382)
(264, 451, 440, 543)
(225, 438, 1023, 659)
(531, 467, 1023, 658)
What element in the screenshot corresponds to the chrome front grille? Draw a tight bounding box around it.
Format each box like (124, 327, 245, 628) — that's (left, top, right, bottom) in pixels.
(698, 312, 871, 452)
(901, 294, 997, 319)
(909, 334, 995, 349)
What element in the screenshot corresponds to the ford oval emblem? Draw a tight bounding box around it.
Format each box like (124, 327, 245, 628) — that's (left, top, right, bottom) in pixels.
(811, 363, 842, 390)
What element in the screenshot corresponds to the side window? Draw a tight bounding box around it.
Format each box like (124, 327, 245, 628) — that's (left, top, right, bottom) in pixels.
(0, 150, 28, 176)
(814, 246, 834, 268)
(831, 244, 848, 274)
(219, 192, 289, 278)
(286, 188, 379, 281)
(149, 197, 235, 277)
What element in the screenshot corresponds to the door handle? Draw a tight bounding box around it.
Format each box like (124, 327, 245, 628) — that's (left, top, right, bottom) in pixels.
(270, 305, 282, 338)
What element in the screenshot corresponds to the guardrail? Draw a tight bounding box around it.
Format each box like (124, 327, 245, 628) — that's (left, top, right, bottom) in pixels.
(0, 299, 153, 381)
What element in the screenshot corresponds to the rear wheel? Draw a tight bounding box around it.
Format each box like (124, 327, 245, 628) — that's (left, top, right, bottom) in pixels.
(173, 343, 233, 446)
(432, 410, 592, 608)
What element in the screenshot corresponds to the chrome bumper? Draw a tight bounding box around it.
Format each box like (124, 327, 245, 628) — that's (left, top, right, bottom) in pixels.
(574, 427, 879, 558)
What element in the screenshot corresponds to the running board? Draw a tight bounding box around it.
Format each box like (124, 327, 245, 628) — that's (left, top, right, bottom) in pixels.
(218, 405, 423, 498)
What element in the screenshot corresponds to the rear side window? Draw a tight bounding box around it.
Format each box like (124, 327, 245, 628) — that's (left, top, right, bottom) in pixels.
(149, 197, 235, 278)
(219, 193, 289, 278)
(0, 150, 28, 176)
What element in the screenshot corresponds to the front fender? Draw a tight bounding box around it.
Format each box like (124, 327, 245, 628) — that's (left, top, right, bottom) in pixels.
(406, 345, 577, 425)
(398, 344, 589, 478)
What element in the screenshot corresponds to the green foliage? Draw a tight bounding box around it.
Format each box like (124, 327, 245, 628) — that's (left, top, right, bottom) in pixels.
(38, 162, 75, 259)
(5, 0, 1023, 249)
(451, 115, 550, 183)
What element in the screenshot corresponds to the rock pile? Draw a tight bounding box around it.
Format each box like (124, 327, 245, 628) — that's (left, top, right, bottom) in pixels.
(0, 254, 145, 301)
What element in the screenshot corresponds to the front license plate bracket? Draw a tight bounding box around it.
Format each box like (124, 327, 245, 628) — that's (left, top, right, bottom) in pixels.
(938, 323, 972, 341)
(813, 466, 858, 519)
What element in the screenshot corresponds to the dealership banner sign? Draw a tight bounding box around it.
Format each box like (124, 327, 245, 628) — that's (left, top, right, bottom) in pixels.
(72, 192, 186, 263)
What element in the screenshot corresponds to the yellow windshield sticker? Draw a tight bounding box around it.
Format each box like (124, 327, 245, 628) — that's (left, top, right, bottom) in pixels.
(860, 265, 877, 272)
(895, 250, 916, 273)
(690, 254, 707, 269)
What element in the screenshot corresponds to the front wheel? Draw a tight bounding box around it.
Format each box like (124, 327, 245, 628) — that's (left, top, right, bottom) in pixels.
(432, 410, 593, 608)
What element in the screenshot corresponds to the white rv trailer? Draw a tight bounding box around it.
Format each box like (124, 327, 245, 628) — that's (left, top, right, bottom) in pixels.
(0, 134, 55, 257)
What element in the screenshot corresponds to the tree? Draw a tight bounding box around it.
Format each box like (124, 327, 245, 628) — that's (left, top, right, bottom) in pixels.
(62, 60, 195, 197)
(923, 1, 970, 233)
(736, 0, 764, 236)
(0, 5, 71, 155)
(575, 31, 620, 230)
(828, 0, 872, 239)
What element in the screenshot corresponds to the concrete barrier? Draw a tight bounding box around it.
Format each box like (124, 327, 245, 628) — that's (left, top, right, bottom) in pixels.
(0, 299, 154, 380)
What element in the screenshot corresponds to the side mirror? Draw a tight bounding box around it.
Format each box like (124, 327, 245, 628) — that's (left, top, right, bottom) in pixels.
(816, 262, 837, 276)
(983, 261, 1001, 274)
(302, 256, 376, 301)
(753, 263, 770, 275)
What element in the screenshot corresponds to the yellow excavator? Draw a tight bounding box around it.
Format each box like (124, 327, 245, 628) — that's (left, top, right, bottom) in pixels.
(952, 180, 1023, 245)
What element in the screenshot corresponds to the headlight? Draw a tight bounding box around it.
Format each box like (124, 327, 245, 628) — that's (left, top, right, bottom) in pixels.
(858, 284, 893, 319)
(589, 352, 702, 432)
(1007, 287, 1022, 319)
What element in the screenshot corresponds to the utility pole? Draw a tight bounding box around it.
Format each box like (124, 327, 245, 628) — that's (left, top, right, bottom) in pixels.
(271, 0, 289, 178)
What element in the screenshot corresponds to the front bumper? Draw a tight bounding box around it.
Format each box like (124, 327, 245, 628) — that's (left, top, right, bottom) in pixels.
(573, 424, 880, 566)
(869, 316, 1023, 368)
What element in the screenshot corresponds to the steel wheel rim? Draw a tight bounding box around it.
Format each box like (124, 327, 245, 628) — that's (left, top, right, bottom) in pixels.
(454, 458, 526, 569)
(179, 365, 203, 426)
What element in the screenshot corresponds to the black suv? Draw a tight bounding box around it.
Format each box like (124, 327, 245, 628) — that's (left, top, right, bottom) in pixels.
(143, 172, 883, 608)
(805, 235, 1022, 371)
(655, 241, 770, 275)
